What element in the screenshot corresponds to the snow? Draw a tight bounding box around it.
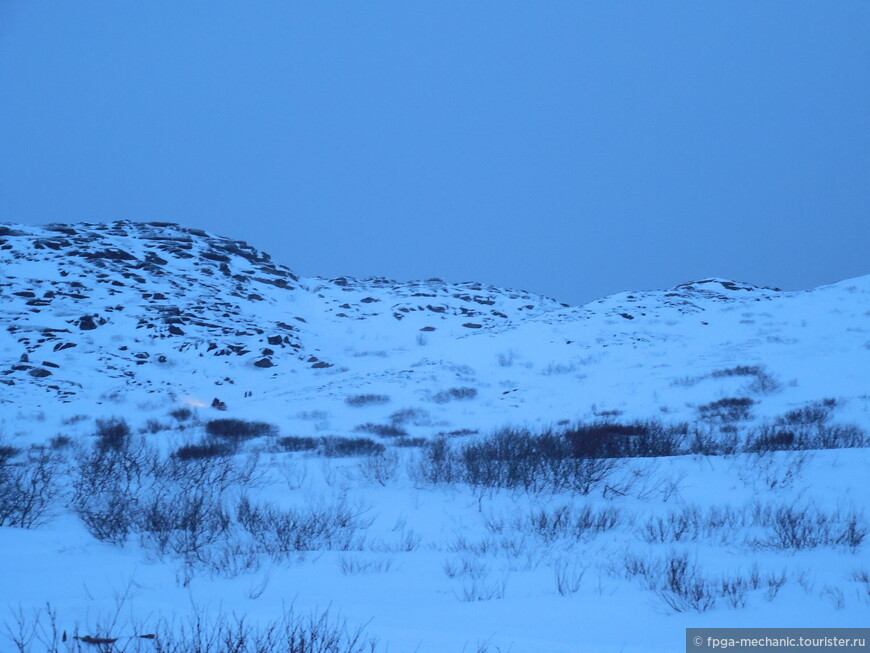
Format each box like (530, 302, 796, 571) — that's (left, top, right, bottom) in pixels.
(0, 221, 868, 651)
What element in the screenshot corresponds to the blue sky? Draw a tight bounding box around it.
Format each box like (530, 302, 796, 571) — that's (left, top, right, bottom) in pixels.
(1, 1, 868, 305)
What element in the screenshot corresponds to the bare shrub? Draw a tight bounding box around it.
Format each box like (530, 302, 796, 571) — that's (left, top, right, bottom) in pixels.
(169, 407, 194, 422)
(414, 429, 618, 494)
(711, 365, 764, 378)
(358, 451, 399, 486)
(554, 558, 587, 595)
(524, 504, 621, 542)
(205, 418, 277, 440)
(321, 437, 385, 458)
(353, 423, 407, 438)
(389, 408, 431, 426)
(432, 387, 478, 403)
(760, 505, 866, 551)
(744, 427, 797, 453)
(745, 423, 866, 452)
(809, 424, 865, 449)
(391, 437, 428, 448)
(0, 443, 20, 465)
(157, 451, 261, 494)
(850, 569, 870, 605)
(457, 573, 509, 602)
(236, 496, 370, 555)
(94, 417, 132, 452)
(49, 435, 73, 449)
(411, 438, 462, 485)
(3, 603, 379, 653)
(173, 441, 233, 460)
(138, 488, 231, 557)
(563, 421, 688, 458)
(339, 555, 395, 575)
(0, 449, 63, 528)
(70, 439, 258, 547)
(142, 419, 171, 434)
(345, 394, 390, 407)
(650, 552, 716, 613)
(69, 440, 158, 544)
(698, 397, 754, 422)
(638, 505, 747, 545)
(277, 436, 320, 452)
(746, 370, 782, 395)
(778, 401, 834, 426)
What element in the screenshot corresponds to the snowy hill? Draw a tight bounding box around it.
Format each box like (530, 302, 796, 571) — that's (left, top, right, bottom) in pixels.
(1, 220, 868, 439)
(1, 221, 869, 653)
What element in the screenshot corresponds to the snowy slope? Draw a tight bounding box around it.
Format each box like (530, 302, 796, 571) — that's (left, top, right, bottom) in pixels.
(1, 221, 869, 653)
(1, 220, 868, 439)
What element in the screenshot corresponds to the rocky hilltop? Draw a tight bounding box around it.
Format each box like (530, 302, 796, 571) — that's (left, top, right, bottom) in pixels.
(1, 221, 868, 440)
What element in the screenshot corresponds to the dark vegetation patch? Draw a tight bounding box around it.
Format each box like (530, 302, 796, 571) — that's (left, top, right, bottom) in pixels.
(698, 397, 755, 422)
(353, 423, 408, 438)
(432, 387, 478, 403)
(0, 445, 62, 528)
(276, 436, 387, 457)
(777, 399, 836, 426)
(563, 421, 689, 459)
(711, 366, 763, 378)
(174, 442, 234, 460)
(321, 437, 385, 457)
(414, 414, 868, 493)
(205, 418, 278, 440)
(391, 437, 428, 448)
(345, 394, 390, 407)
(389, 408, 431, 426)
(95, 417, 132, 452)
(169, 407, 195, 422)
(276, 436, 320, 452)
(436, 429, 479, 437)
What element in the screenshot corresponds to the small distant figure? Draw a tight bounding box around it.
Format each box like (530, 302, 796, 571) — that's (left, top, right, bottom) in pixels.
(211, 397, 227, 410)
(244, 390, 252, 398)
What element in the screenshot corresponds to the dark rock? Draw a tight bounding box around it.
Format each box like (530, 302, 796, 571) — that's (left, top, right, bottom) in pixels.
(202, 252, 230, 263)
(144, 252, 168, 265)
(29, 368, 52, 378)
(253, 357, 274, 368)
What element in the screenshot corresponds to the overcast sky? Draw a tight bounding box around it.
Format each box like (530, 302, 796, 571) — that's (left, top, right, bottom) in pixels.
(1, 2, 868, 305)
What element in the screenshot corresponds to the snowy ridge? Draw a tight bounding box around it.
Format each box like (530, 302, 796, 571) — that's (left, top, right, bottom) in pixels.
(2, 221, 870, 653)
(1, 220, 869, 437)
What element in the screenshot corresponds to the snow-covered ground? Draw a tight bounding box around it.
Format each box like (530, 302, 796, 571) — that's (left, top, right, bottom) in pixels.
(1, 221, 868, 651)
